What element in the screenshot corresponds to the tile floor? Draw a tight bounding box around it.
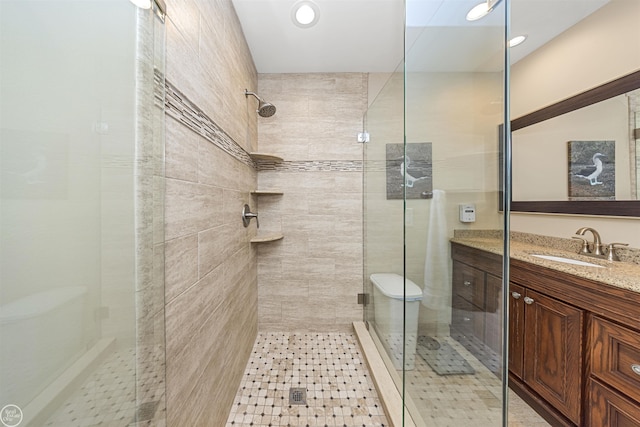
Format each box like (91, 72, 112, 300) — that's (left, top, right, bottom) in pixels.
(226, 332, 389, 427)
(226, 331, 549, 427)
(43, 345, 166, 427)
(404, 335, 550, 427)
(42, 334, 548, 426)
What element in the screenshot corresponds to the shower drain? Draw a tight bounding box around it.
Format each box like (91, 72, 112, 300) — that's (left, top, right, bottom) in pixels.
(289, 387, 307, 405)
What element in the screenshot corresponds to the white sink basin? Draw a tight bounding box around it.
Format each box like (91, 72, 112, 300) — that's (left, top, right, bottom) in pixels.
(530, 254, 604, 268)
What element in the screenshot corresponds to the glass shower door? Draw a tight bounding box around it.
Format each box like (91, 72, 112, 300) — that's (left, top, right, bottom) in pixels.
(402, 0, 508, 425)
(363, 64, 408, 379)
(363, 1, 510, 425)
(0, 1, 166, 425)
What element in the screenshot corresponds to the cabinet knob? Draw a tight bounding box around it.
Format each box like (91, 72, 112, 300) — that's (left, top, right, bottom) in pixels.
(632, 364, 640, 376)
(511, 292, 521, 300)
(463, 316, 471, 322)
(463, 281, 472, 286)
(524, 296, 534, 305)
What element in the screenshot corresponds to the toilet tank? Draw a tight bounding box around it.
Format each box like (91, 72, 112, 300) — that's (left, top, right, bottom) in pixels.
(370, 273, 422, 370)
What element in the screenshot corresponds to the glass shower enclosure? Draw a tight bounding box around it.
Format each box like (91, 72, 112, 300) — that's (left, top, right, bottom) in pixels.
(363, 1, 509, 425)
(0, 1, 166, 425)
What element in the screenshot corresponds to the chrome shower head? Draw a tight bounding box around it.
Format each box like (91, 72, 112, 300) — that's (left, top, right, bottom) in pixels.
(257, 101, 276, 118)
(245, 90, 277, 117)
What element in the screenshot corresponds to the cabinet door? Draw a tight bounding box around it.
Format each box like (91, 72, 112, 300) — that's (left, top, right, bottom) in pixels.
(589, 379, 640, 427)
(508, 283, 525, 379)
(523, 289, 584, 424)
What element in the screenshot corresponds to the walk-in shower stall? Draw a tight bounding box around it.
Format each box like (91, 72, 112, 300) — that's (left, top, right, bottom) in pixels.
(363, 1, 509, 424)
(0, 1, 166, 425)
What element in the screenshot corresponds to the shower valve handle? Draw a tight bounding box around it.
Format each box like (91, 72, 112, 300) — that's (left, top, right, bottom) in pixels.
(242, 204, 259, 228)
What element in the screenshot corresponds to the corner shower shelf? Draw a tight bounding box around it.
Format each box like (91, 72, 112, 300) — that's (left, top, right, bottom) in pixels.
(249, 152, 284, 162)
(251, 190, 284, 196)
(250, 233, 284, 243)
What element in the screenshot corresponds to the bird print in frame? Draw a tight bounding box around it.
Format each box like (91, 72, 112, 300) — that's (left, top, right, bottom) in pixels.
(568, 140, 615, 200)
(385, 142, 432, 199)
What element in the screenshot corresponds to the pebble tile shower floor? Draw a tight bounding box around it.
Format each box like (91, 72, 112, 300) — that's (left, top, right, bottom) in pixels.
(226, 332, 388, 427)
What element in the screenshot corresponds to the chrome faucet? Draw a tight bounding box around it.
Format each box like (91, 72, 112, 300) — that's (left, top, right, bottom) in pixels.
(575, 227, 605, 257)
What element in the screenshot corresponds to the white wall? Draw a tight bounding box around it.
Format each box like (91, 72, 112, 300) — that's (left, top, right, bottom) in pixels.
(511, 0, 640, 247)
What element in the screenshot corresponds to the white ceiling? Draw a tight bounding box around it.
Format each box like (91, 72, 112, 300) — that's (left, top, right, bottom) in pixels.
(232, 0, 610, 74)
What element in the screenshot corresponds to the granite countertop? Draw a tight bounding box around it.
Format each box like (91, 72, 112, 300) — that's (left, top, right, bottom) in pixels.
(450, 232, 640, 294)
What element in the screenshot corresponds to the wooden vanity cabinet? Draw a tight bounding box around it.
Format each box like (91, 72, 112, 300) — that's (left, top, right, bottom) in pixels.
(451, 242, 640, 427)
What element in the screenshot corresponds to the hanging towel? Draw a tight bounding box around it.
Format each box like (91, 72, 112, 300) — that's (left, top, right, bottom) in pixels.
(422, 189, 451, 309)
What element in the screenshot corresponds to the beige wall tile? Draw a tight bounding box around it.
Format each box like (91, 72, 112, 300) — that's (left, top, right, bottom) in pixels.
(222, 189, 252, 225)
(165, 116, 199, 181)
(193, 283, 257, 425)
(258, 295, 282, 323)
(165, 266, 226, 421)
(256, 73, 367, 331)
(165, 178, 223, 240)
(198, 139, 256, 191)
(165, 234, 198, 303)
(198, 225, 232, 278)
(164, 0, 258, 424)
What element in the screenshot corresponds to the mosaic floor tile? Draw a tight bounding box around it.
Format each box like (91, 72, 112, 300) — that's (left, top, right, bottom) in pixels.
(43, 345, 165, 427)
(226, 332, 388, 427)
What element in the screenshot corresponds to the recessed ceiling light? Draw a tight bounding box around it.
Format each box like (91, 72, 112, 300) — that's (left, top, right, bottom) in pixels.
(465, 0, 503, 21)
(292, 1, 320, 28)
(509, 35, 527, 47)
(129, 0, 151, 9)
(466, 2, 490, 21)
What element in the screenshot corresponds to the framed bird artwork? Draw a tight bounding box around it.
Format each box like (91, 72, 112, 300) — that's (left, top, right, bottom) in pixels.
(385, 142, 433, 199)
(568, 140, 615, 200)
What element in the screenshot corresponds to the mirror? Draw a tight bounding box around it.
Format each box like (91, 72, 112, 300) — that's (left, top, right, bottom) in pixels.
(510, 70, 640, 217)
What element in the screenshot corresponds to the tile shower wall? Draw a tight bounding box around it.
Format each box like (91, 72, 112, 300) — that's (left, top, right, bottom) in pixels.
(163, 1, 259, 425)
(256, 73, 367, 332)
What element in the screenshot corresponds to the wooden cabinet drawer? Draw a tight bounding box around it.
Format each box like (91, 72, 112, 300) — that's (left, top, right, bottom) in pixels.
(452, 296, 484, 339)
(452, 261, 485, 308)
(588, 379, 640, 427)
(592, 316, 640, 402)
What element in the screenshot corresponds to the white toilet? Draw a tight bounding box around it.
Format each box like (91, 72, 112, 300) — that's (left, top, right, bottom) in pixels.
(370, 273, 423, 370)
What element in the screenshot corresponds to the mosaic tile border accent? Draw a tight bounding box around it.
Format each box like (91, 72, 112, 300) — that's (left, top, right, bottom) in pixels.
(164, 79, 256, 169)
(362, 160, 388, 173)
(256, 160, 362, 172)
(164, 77, 364, 175)
(154, 68, 165, 109)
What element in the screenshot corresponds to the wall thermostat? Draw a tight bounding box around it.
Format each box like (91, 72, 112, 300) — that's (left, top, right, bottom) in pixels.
(459, 204, 476, 223)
